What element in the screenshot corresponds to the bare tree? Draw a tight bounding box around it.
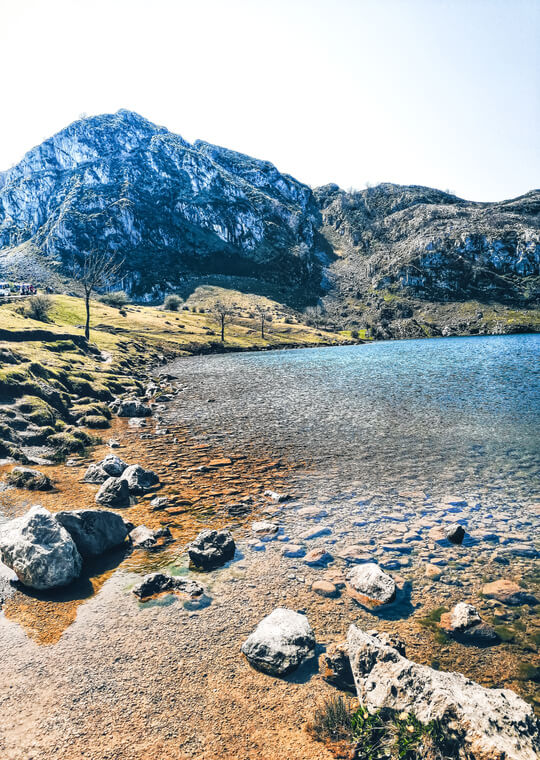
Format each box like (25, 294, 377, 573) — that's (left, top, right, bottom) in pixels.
(303, 304, 325, 329)
(74, 251, 124, 339)
(255, 305, 271, 339)
(213, 301, 232, 342)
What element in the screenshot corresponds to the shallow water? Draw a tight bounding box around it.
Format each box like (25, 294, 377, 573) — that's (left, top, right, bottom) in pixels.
(167, 334, 540, 505)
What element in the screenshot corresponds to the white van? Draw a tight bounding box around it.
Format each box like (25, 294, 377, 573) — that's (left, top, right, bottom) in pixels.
(0, 282, 10, 297)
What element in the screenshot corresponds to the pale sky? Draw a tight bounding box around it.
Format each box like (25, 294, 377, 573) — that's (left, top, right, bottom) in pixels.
(1, 0, 538, 201)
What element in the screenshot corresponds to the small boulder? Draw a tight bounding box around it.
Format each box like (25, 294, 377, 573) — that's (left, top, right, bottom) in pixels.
(446, 523, 466, 545)
(132, 572, 203, 599)
(320, 641, 355, 691)
(129, 525, 172, 549)
(6, 467, 52, 491)
(346, 563, 396, 607)
(95, 477, 131, 508)
(99, 454, 128, 477)
(251, 521, 279, 536)
(187, 529, 235, 569)
(439, 602, 500, 646)
(312, 579, 338, 597)
(55, 509, 128, 557)
(241, 608, 315, 675)
(0, 506, 82, 589)
(264, 490, 290, 503)
(304, 548, 332, 567)
(281, 544, 306, 558)
(150, 496, 169, 511)
(120, 464, 160, 494)
(117, 399, 152, 418)
(82, 463, 109, 484)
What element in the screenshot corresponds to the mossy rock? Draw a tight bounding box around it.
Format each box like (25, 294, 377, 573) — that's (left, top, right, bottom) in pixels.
(66, 376, 113, 401)
(82, 414, 110, 429)
(17, 395, 58, 426)
(44, 340, 81, 353)
(6, 467, 53, 491)
(47, 432, 86, 454)
(22, 425, 56, 445)
(72, 402, 112, 421)
(70, 428, 93, 445)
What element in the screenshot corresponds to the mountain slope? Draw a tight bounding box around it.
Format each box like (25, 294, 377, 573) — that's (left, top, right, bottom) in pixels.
(0, 111, 538, 337)
(0, 110, 324, 304)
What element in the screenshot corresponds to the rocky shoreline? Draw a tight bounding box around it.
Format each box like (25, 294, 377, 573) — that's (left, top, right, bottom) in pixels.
(0, 357, 539, 759)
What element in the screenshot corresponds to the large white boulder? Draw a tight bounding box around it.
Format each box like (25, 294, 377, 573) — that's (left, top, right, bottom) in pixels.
(347, 625, 540, 760)
(0, 506, 82, 589)
(241, 607, 315, 675)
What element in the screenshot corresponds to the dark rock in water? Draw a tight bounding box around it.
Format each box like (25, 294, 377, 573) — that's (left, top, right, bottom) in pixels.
(120, 464, 159, 494)
(187, 529, 235, 570)
(55, 509, 128, 558)
(0, 506, 82, 589)
(95, 477, 131, 508)
(445, 523, 466, 545)
(439, 602, 500, 646)
(241, 608, 315, 676)
(347, 625, 540, 760)
(481, 579, 539, 606)
(132, 571, 203, 599)
(320, 641, 355, 691)
(99, 454, 128, 477)
(6, 467, 52, 491)
(82, 463, 109, 484)
(346, 563, 396, 607)
(115, 399, 152, 418)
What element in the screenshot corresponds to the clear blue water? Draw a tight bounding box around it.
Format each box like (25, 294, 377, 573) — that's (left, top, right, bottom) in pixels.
(168, 334, 540, 507)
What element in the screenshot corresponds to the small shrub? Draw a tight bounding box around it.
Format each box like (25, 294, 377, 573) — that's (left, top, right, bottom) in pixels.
(24, 294, 53, 322)
(309, 696, 352, 742)
(163, 294, 183, 311)
(99, 291, 129, 308)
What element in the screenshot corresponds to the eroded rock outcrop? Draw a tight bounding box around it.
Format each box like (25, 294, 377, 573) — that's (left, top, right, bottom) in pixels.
(347, 625, 540, 760)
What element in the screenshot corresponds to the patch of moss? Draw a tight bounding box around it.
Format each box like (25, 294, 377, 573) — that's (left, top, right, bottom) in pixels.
(518, 662, 540, 682)
(44, 340, 81, 353)
(17, 395, 57, 426)
(493, 625, 515, 643)
(47, 432, 86, 455)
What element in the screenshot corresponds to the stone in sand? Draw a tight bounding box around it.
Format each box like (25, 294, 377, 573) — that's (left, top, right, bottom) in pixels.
(281, 544, 306, 558)
(55, 509, 128, 557)
(311, 579, 338, 597)
(95, 476, 131, 508)
(346, 563, 396, 607)
(241, 607, 315, 676)
(347, 625, 540, 760)
(132, 571, 203, 599)
(187, 529, 235, 569)
(120, 464, 160, 494)
(0, 506, 82, 589)
(304, 548, 332, 567)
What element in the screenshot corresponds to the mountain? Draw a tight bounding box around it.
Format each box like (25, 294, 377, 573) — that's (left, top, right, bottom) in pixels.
(0, 110, 538, 335)
(0, 110, 324, 304)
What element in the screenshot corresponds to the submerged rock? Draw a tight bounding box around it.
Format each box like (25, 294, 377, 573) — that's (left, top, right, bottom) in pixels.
(346, 563, 396, 606)
(129, 525, 172, 549)
(481, 579, 539, 606)
(347, 625, 540, 760)
(55, 509, 128, 558)
(241, 608, 315, 675)
(132, 571, 203, 599)
(120, 464, 159, 494)
(187, 529, 235, 569)
(439, 602, 500, 646)
(251, 520, 279, 536)
(0, 506, 82, 589)
(95, 477, 131, 508)
(446, 523, 466, 545)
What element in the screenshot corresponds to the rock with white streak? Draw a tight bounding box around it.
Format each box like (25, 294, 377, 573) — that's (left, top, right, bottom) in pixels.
(346, 563, 396, 607)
